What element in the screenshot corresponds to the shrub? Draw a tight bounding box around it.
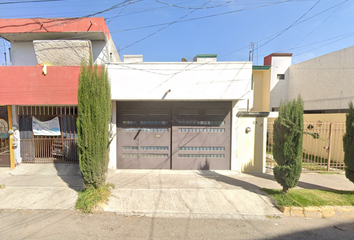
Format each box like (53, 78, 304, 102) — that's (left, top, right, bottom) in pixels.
(343, 101, 354, 183)
(77, 59, 111, 188)
(273, 96, 303, 193)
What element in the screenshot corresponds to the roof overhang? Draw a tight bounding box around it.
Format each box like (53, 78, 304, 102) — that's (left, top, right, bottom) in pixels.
(0, 17, 109, 42)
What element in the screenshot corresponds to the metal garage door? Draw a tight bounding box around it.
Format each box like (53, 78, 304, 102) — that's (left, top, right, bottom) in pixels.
(117, 102, 171, 169)
(117, 101, 231, 170)
(171, 102, 231, 170)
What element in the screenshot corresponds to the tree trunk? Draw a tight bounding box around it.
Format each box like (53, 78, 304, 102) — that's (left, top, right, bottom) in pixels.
(282, 186, 289, 193)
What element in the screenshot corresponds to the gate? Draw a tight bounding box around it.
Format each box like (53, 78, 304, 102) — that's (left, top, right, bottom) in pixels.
(267, 120, 346, 172)
(117, 101, 231, 170)
(0, 106, 10, 167)
(117, 102, 171, 169)
(19, 106, 78, 163)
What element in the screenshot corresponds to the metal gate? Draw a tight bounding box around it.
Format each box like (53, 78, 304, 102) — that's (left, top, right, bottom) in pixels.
(172, 102, 231, 170)
(19, 106, 78, 164)
(0, 106, 10, 167)
(117, 101, 231, 170)
(117, 102, 171, 169)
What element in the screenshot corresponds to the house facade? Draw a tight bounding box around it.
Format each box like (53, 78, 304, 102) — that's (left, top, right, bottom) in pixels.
(1, 17, 271, 172)
(267, 45, 354, 113)
(0, 17, 119, 168)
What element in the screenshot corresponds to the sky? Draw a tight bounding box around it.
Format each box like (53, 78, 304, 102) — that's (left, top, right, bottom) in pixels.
(0, 0, 353, 66)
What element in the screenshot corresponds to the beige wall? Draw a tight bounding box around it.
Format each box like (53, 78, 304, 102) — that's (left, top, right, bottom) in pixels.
(288, 45, 354, 111)
(252, 69, 271, 112)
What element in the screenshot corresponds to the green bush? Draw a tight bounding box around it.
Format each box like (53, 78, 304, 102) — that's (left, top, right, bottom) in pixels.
(77, 59, 112, 188)
(273, 96, 303, 193)
(343, 101, 354, 184)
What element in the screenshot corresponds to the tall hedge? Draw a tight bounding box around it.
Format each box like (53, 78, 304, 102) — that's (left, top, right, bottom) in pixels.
(343, 101, 354, 184)
(77, 59, 111, 188)
(273, 96, 303, 193)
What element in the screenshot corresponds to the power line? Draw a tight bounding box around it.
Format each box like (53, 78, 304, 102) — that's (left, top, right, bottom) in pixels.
(106, 1, 133, 24)
(0, 0, 66, 5)
(120, 0, 212, 51)
(110, 0, 296, 33)
(151, 0, 239, 10)
(255, 0, 322, 51)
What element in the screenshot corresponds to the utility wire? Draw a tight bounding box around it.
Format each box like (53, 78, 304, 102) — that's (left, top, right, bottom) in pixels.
(255, 0, 322, 50)
(106, 1, 133, 24)
(120, 0, 212, 51)
(0, 0, 65, 5)
(292, 1, 346, 49)
(111, 0, 295, 33)
(151, 0, 239, 10)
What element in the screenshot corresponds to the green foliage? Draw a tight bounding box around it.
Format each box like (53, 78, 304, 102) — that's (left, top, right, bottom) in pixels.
(77, 58, 112, 188)
(343, 101, 354, 184)
(273, 96, 303, 192)
(75, 184, 114, 213)
(261, 188, 354, 207)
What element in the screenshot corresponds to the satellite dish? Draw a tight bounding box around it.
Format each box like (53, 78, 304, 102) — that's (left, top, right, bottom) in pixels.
(181, 58, 188, 62)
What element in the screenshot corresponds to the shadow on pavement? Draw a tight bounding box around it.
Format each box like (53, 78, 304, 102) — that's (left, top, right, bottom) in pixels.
(246, 172, 337, 191)
(196, 170, 270, 196)
(54, 162, 84, 191)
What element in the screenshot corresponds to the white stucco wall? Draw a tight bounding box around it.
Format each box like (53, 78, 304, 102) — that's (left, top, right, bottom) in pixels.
(108, 61, 253, 104)
(11, 42, 37, 66)
(108, 101, 117, 169)
(269, 56, 292, 110)
(107, 61, 257, 172)
(288, 45, 354, 111)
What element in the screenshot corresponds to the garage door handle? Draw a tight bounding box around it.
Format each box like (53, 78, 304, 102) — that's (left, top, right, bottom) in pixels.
(133, 128, 141, 140)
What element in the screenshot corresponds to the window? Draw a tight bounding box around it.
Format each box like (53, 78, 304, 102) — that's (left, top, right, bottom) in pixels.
(277, 74, 285, 80)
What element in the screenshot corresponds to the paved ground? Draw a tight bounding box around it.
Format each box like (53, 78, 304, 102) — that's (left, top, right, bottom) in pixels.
(2, 210, 354, 240)
(1, 164, 354, 219)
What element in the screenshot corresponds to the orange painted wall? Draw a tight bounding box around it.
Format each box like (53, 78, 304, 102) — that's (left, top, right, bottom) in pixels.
(0, 17, 109, 38)
(0, 66, 80, 105)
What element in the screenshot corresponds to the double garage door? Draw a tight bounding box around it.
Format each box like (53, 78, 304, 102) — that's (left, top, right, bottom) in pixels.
(117, 101, 231, 170)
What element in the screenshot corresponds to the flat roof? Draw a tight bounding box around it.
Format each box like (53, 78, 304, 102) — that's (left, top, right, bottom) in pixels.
(0, 17, 109, 42)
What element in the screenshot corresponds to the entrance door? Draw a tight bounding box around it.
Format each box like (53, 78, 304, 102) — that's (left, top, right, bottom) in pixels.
(117, 102, 171, 169)
(0, 106, 10, 167)
(171, 102, 231, 170)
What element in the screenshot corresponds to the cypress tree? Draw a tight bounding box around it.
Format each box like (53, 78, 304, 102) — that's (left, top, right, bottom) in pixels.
(343, 102, 354, 184)
(273, 96, 303, 193)
(77, 58, 111, 188)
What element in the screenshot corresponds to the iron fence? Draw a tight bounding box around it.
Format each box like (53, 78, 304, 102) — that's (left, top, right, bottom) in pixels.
(19, 106, 78, 164)
(266, 120, 346, 173)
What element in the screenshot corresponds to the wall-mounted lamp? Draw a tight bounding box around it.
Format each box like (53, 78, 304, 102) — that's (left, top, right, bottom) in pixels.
(245, 127, 251, 134)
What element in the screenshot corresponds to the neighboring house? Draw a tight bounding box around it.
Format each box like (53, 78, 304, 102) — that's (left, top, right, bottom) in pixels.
(267, 45, 354, 113)
(0, 17, 271, 173)
(0, 17, 119, 168)
(108, 55, 271, 172)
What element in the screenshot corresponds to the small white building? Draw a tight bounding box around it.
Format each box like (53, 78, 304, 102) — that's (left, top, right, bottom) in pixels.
(267, 45, 354, 113)
(108, 55, 269, 172)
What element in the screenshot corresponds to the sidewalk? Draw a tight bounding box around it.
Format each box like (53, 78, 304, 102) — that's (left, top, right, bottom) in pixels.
(0, 164, 354, 219)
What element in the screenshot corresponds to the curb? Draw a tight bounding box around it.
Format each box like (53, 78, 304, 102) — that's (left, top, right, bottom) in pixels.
(279, 206, 354, 218)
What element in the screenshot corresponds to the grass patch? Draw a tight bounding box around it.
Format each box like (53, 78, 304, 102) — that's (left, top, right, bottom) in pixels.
(75, 183, 114, 213)
(262, 189, 354, 208)
(0, 184, 4, 189)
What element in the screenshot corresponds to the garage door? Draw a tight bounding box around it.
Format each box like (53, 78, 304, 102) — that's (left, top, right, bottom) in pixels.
(117, 102, 171, 169)
(117, 101, 231, 170)
(171, 102, 231, 170)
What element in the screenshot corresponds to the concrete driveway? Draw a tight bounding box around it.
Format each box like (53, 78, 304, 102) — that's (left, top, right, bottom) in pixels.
(1, 164, 353, 219)
(105, 170, 282, 219)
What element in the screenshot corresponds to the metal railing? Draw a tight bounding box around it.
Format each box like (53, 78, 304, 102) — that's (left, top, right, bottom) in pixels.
(266, 121, 346, 173)
(19, 106, 78, 164)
